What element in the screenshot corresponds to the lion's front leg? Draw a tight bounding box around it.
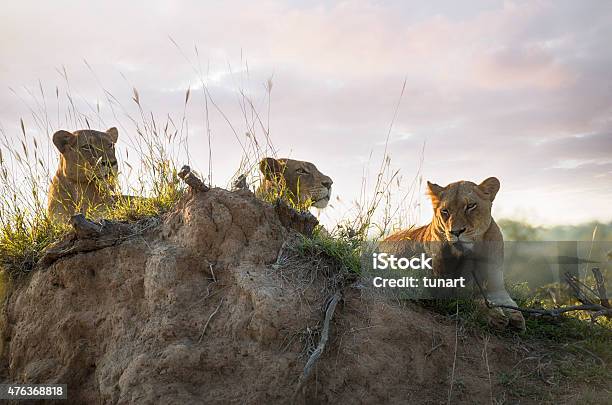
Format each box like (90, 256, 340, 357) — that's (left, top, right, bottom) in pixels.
(482, 264, 526, 331)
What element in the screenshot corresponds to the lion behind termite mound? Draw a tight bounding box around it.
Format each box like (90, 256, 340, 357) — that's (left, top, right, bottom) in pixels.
(47, 127, 119, 221)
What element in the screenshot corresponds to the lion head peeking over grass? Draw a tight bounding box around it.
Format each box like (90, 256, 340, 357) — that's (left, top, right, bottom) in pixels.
(258, 157, 333, 209)
(47, 127, 119, 222)
(385, 177, 526, 331)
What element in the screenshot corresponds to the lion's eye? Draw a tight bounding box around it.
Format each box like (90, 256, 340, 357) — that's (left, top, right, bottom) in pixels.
(466, 203, 477, 211)
(440, 208, 450, 216)
(296, 168, 310, 175)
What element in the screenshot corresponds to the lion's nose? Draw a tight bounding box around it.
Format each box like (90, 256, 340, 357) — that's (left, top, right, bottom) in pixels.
(322, 179, 333, 189)
(450, 228, 466, 237)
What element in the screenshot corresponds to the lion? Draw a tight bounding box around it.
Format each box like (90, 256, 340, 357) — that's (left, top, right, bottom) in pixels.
(385, 177, 526, 330)
(47, 127, 119, 222)
(258, 157, 333, 209)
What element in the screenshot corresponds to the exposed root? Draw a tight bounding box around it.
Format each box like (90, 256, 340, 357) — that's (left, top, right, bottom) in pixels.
(292, 291, 342, 401)
(198, 297, 224, 343)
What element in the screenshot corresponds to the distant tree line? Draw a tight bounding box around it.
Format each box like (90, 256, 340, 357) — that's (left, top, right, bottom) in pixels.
(498, 219, 612, 241)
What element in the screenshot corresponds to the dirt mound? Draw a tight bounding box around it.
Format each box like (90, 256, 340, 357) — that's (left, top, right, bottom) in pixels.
(0, 188, 599, 404)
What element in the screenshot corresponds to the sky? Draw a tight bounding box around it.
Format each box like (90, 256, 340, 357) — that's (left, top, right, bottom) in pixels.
(1, 0, 611, 228)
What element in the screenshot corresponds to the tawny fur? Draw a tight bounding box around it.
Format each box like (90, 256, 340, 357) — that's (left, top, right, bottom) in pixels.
(258, 157, 333, 209)
(48, 128, 119, 222)
(385, 178, 526, 330)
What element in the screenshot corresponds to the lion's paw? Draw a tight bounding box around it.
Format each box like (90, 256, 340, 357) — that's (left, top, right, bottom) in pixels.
(486, 307, 509, 330)
(504, 309, 526, 331)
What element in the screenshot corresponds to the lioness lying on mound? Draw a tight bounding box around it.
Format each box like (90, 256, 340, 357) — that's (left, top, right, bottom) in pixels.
(259, 157, 333, 208)
(385, 177, 526, 330)
(48, 127, 119, 222)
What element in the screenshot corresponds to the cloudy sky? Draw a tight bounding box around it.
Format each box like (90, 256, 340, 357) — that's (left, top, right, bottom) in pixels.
(1, 0, 611, 227)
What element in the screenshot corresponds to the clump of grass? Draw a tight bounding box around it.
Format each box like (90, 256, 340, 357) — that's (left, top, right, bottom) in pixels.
(275, 227, 361, 300)
(0, 121, 69, 281)
(517, 315, 611, 386)
(110, 164, 184, 222)
(295, 227, 362, 275)
(424, 290, 611, 387)
(0, 214, 66, 279)
(105, 86, 189, 222)
(0, 83, 188, 285)
(329, 79, 425, 243)
(255, 175, 315, 213)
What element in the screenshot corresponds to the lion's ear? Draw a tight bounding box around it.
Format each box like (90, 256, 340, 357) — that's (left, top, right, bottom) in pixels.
(52, 130, 76, 153)
(106, 127, 119, 143)
(259, 157, 285, 180)
(478, 177, 500, 201)
(426, 181, 444, 206)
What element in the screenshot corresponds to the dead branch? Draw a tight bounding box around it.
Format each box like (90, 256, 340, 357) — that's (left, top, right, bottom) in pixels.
(565, 273, 596, 305)
(178, 165, 209, 192)
(473, 270, 612, 322)
(292, 291, 342, 401)
(591, 268, 610, 308)
(38, 215, 154, 269)
(70, 213, 102, 238)
(487, 303, 610, 317)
